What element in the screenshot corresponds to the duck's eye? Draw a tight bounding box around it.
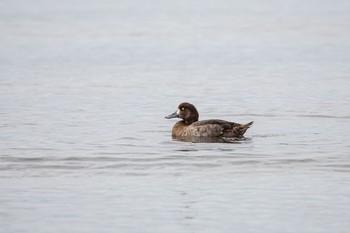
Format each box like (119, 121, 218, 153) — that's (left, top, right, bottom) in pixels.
(181, 107, 185, 111)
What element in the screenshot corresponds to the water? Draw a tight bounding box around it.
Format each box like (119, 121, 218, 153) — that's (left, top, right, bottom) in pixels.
(1, 0, 350, 232)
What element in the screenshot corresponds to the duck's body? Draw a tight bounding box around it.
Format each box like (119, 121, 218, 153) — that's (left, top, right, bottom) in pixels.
(165, 102, 253, 138)
(171, 119, 253, 137)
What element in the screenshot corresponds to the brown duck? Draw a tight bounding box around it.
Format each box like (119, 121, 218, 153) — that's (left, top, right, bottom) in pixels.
(165, 102, 253, 138)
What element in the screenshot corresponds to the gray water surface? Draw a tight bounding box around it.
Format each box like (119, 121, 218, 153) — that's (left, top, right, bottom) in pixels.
(1, 0, 350, 232)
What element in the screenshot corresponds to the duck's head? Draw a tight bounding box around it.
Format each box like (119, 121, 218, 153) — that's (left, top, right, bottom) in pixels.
(165, 102, 199, 125)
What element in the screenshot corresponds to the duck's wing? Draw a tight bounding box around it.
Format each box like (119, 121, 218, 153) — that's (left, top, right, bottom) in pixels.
(186, 123, 225, 137)
(187, 119, 236, 137)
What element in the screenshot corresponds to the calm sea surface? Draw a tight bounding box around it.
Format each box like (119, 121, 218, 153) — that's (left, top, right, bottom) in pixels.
(1, 0, 350, 232)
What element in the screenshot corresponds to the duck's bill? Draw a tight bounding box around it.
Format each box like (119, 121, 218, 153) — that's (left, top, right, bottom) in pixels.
(165, 112, 179, 119)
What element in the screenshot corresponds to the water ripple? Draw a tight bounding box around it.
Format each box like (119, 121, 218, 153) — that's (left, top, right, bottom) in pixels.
(234, 113, 350, 119)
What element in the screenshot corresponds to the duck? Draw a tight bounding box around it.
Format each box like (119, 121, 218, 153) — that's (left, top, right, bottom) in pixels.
(165, 102, 253, 138)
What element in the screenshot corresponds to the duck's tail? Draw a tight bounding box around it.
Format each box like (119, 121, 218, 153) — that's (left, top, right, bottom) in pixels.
(237, 121, 254, 136)
(244, 121, 254, 128)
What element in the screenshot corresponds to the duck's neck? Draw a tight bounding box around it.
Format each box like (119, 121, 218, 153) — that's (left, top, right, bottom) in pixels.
(184, 118, 197, 125)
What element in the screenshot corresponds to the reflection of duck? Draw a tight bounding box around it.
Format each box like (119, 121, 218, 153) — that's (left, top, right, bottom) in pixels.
(165, 102, 253, 138)
(172, 136, 251, 144)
